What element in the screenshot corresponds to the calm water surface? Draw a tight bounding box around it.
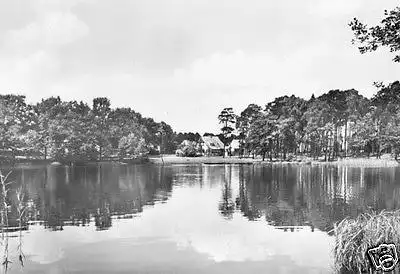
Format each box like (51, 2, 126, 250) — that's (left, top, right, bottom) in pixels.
(2, 163, 400, 274)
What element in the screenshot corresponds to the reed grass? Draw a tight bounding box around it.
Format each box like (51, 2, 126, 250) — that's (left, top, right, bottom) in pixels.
(0, 170, 25, 273)
(334, 210, 400, 273)
(16, 186, 26, 267)
(0, 171, 12, 272)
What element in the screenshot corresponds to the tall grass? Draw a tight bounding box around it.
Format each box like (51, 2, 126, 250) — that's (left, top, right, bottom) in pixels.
(0, 170, 25, 273)
(0, 171, 12, 272)
(16, 186, 26, 267)
(334, 210, 400, 273)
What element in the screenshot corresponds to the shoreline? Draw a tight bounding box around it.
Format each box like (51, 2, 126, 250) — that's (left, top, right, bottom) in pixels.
(2, 155, 399, 168)
(148, 155, 400, 167)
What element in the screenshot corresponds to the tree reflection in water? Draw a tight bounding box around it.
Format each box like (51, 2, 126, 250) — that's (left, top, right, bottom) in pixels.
(70, 208, 90, 226)
(219, 180, 235, 220)
(94, 202, 111, 231)
(3, 164, 174, 232)
(233, 164, 400, 233)
(3, 163, 400, 236)
(218, 166, 235, 219)
(235, 173, 262, 221)
(44, 204, 64, 231)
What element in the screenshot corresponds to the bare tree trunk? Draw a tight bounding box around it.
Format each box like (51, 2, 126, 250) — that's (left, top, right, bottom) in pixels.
(377, 121, 381, 159)
(333, 124, 337, 159)
(344, 120, 348, 158)
(275, 139, 279, 159)
(223, 121, 228, 158)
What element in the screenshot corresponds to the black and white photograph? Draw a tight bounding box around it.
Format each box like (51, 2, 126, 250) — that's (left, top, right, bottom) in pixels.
(1, 1, 400, 273)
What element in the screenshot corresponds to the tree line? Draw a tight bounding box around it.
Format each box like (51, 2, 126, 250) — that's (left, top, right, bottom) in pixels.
(219, 82, 400, 161)
(0, 95, 199, 163)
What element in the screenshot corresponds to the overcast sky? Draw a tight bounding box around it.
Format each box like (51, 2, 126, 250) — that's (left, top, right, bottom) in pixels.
(1, 0, 400, 133)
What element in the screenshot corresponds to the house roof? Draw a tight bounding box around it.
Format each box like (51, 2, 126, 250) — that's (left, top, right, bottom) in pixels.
(201, 136, 224, 150)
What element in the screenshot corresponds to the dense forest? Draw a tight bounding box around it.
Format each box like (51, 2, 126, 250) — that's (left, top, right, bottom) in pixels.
(0, 95, 199, 162)
(227, 81, 400, 161)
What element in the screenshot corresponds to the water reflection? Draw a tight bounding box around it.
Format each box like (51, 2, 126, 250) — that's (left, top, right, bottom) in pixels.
(4, 163, 400, 235)
(2, 163, 400, 273)
(218, 166, 235, 220)
(4, 164, 174, 232)
(234, 165, 400, 233)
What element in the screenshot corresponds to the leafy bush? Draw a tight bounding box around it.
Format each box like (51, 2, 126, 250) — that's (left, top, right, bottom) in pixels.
(177, 141, 200, 157)
(118, 133, 148, 158)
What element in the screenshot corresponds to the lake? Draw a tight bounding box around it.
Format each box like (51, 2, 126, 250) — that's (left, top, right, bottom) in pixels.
(1, 163, 400, 273)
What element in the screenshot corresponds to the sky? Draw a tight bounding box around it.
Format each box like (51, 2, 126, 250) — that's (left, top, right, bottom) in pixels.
(1, 0, 400, 133)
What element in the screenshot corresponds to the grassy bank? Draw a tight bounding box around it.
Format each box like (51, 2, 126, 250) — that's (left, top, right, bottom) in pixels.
(0, 157, 150, 167)
(332, 157, 399, 168)
(2, 155, 399, 168)
(147, 155, 314, 165)
(148, 155, 400, 167)
(334, 210, 400, 273)
(148, 155, 259, 164)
